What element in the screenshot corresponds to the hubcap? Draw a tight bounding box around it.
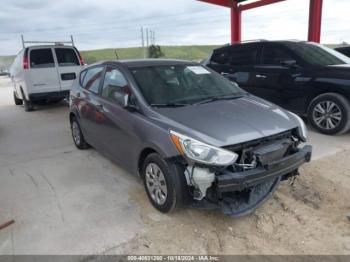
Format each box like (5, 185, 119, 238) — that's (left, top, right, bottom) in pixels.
(72, 121, 81, 145)
(145, 163, 168, 205)
(313, 101, 342, 130)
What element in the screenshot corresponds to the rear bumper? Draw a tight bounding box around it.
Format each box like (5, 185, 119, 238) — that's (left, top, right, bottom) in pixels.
(216, 145, 312, 192)
(29, 91, 69, 101)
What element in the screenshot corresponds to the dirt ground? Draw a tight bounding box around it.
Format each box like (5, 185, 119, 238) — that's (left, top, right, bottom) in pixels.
(109, 149, 350, 255)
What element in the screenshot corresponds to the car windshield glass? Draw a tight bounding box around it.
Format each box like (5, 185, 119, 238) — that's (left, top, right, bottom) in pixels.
(130, 65, 245, 106)
(286, 42, 350, 66)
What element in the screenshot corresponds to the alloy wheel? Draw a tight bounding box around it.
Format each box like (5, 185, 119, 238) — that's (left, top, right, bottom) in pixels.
(145, 163, 168, 205)
(312, 100, 342, 130)
(72, 121, 81, 145)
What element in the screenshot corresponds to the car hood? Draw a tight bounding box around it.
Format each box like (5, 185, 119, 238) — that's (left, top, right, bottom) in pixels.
(151, 95, 300, 147)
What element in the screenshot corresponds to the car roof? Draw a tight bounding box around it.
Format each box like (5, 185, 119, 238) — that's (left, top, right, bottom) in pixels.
(91, 59, 198, 68)
(214, 40, 308, 51)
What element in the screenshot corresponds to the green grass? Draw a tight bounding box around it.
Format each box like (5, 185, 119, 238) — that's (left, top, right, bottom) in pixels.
(1, 43, 347, 69)
(80, 45, 219, 64)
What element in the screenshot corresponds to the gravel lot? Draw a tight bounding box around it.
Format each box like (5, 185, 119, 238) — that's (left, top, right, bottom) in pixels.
(0, 76, 349, 255)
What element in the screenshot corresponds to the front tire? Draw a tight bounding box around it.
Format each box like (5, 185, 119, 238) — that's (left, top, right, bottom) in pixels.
(23, 98, 34, 112)
(142, 153, 187, 213)
(14, 92, 23, 105)
(70, 117, 90, 149)
(308, 93, 350, 135)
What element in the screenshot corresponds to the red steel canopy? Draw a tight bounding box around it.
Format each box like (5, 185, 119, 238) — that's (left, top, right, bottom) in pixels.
(198, 0, 323, 44)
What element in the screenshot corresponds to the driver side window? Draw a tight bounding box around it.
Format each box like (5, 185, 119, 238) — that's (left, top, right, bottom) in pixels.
(101, 66, 128, 102)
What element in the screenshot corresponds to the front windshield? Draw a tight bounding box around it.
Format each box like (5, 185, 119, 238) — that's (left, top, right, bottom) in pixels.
(130, 65, 244, 106)
(286, 42, 350, 66)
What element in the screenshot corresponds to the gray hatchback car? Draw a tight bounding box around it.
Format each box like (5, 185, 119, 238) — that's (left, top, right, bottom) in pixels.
(69, 59, 312, 216)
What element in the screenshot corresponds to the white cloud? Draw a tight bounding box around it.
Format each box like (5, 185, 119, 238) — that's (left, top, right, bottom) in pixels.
(0, 0, 349, 55)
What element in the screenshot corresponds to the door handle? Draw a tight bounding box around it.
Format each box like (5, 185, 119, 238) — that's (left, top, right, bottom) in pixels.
(256, 74, 267, 79)
(221, 72, 229, 76)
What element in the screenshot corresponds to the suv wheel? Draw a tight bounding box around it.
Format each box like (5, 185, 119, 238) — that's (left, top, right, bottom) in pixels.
(142, 153, 187, 213)
(14, 92, 23, 105)
(308, 93, 350, 135)
(71, 117, 90, 149)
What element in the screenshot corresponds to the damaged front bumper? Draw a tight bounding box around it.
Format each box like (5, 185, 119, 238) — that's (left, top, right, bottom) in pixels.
(216, 145, 312, 193)
(188, 145, 312, 216)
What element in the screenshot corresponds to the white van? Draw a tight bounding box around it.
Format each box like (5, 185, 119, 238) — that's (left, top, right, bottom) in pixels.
(11, 42, 84, 111)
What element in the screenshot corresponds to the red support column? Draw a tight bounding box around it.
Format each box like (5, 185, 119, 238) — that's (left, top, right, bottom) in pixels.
(230, 1, 241, 44)
(308, 0, 323, 43)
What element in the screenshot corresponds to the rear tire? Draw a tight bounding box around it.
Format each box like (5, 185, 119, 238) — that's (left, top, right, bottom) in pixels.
(70, 117, 90, 149)
(14, 92, 23, 105)
(308, 93, 350, 135)
(142, 153, 188, 214)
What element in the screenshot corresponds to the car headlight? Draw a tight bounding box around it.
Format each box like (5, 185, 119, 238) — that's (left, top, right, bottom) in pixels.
(290, 112, 308, 142)
(170, 130, 238, 166)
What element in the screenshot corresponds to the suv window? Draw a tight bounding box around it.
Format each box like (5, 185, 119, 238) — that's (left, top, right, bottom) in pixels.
(230, 45, 258, 66)
(101, 67, 128, 102)
(30, 48, 55, 68)
(55, 48, 80, 67)
(83, 67, 104, 93)
(261, 45, 293, 65)
(210, 48, 230, 65)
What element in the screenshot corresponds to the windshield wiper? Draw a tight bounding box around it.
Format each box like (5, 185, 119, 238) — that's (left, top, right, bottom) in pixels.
(150, 103, 189, 108)
(193, 93, 246, 105)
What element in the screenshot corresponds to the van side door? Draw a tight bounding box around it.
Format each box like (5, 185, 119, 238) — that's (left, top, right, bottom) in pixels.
(28, 47, 60, 94)
(54, 47, 82, 92)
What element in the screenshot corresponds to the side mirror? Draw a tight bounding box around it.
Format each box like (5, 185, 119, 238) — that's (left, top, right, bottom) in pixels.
(113, 90, 129, 108)
(112, 89, 138, 110)
(281, 60, 298, 68)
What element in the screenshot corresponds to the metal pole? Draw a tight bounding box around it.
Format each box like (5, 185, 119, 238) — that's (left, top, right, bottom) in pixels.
(308, 0, 323, 42)
(146, 28, 149, 48)
(141, 27, 145, 58)
(21, 35, 25, 48)
(70, 35, 75, 46)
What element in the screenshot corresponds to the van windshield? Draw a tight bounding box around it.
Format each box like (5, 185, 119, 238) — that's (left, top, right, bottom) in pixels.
(130, 65, 245, 106)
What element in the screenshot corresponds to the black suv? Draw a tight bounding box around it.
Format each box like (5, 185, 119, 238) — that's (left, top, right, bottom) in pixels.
(203, 40, 350, 135)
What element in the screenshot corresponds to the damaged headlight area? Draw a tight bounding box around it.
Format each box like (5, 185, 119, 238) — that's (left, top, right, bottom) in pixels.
(170, 130, 238, 166)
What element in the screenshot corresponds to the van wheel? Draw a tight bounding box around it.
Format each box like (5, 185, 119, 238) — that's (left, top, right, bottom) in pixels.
(70, 117, 90, 149)
(23, 98, 34, 112)
(14, 92, 23, 105)
(308, 93, 350, 135)
(142, 153, 187, 213)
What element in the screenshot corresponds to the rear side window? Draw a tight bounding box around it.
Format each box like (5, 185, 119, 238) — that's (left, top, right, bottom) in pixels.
(30, 48, 55, 68)
(82, 67, 104, 93)
(230, 45, 258, 66)
(261, 45, 293, 65)
(210, 49, 230, 65)
(55, 48, 80, 67)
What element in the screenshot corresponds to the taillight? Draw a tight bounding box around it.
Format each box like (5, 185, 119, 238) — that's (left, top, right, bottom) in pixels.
(23, 54, 29, 70)
(78, 53, 84, 66)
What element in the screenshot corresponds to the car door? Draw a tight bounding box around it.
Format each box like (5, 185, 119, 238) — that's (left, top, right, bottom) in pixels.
(208, 43, 260, 89)
(92, 65, 141, 169)
(78, 65, 106, 148)
(28, 47, 60, 93)
(251, 43, 305, 111)
(54, 47, 83, 92)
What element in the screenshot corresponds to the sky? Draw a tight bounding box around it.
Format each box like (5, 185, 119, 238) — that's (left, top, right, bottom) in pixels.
(0, 0, 350, 55)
